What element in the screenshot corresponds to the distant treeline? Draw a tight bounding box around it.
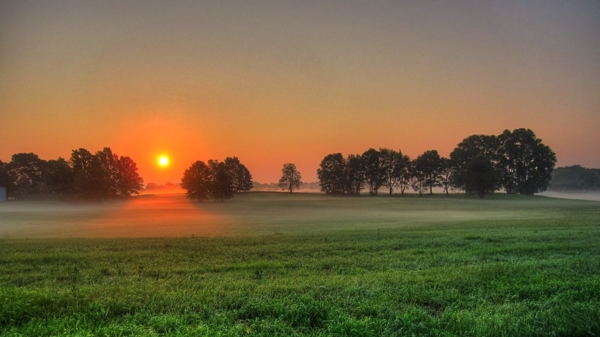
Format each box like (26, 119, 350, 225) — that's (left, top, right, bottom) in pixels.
(317, 128, 556, 198)
(252, 181, 320, 192)
(0, 148, 143, 199)
(181, 157, 253, 201)
(549, 165, 600, 192)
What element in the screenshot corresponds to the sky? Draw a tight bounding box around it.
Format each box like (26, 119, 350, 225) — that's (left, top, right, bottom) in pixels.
(1, 0, 599, 184)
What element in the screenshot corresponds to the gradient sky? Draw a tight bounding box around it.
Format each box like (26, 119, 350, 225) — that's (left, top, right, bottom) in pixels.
(1, 1, 599, 184)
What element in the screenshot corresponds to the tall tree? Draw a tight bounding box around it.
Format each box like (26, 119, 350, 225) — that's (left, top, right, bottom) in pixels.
(410, 159, 426, 196)
(114, 156, 144, 196)
(345, 154, 364, 195)
(465, 155, 500, 199)
(181, 161, 213, 201)
(440, 157, 453, 196)
(397, 154, 412, 195)
(317, 153, 346, 195)
(210, 162, 234, 201)
(449, 134, 499, 193)
(42, 158, 74, 195)
(380, 148, 404, 195)
(7, 153, 45, 198)
(414, 150, 443, 195)
(497, 129, 556, 195)
(361, 148, 385, 195)
(224, 157, 253, 192)
(278, 163, 302, 193)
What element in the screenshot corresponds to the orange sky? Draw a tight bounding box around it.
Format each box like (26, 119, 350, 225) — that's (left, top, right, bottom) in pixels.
(1, 1, 599, 184)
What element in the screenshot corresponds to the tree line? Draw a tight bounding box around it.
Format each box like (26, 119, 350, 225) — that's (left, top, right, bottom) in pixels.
(181, 157, 253, 201)
(317, 128, 556, 198)
(549, 165, 600, 192)
(0, 148, 144, 199)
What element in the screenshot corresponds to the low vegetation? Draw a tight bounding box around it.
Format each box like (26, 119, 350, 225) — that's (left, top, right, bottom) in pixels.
(1, 193, 599, 336)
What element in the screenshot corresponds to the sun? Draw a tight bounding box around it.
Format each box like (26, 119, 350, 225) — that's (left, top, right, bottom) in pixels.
(158, 156, 170, 167)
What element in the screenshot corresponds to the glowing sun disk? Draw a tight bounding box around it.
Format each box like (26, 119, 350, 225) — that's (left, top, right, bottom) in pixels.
(158, 156, 170, 167)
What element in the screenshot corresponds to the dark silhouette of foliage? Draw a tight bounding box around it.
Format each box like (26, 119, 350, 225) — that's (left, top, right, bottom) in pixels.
(440, 157, 453, 196)
(549, 165, 600, 191)
(578, 171, 600, 191)
(497, 129, 556, 195)
(210, 162, 235, 201)
(465, 155, 500, 199)
(361, 149, 385, 195)
(279, 163, 302, 193)
(380, 148, 410, 195)
(181, 161, 213, 201)
(42, 158, 74, 194)
(345, 154, 364, 195)
(6, 153, 45, 198)
(224, 157, 253, 192)
(69, 147, 143, 199)
(317, 153, 347, 195)
(449, 135, 499, 193)
(414, 150, 443, 195)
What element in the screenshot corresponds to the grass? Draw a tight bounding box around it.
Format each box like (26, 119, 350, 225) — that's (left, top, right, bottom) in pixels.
(0, 193, 599, 336)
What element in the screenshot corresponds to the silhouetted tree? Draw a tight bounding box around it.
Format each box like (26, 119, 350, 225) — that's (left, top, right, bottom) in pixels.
(181, 161, 213, 201)
(410, 159, 426, 196)
(210, 162, 234, 201)
(278, 163, 302, 193)
(397, 154, 412, 195)
(361, 148, 385, 195)
(578, 171, 600, 191)
(465, 155, 500, 199)
(497, 129, 556, 195)
(69, 147, 143, 198)
(380, 148, 408, 195)
(450, 134, 499, 193)
(414, 150, 443, 195)
(440, 157, 453, 196)
(42, 158, 74, 194)
(345, 154, 364, 195)
(224, 157, 253, 192)
(7, 153, 45, 198)
(114, 156, 144, 196)
(317, 153, 347, 195)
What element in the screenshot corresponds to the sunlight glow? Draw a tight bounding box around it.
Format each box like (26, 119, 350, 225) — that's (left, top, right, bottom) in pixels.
(158, 156, 170, 167)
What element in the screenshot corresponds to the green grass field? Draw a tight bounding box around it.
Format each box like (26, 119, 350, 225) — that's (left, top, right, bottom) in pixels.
(1, 193, 599, 336)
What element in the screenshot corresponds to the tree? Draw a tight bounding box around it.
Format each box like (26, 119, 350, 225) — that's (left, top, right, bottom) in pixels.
(224, 157, 253, 192)
(380, 148, 405, 195)
(465, 155, 500, 199)
(414, 150, 443, 195)
(449, 134, 499, 193)
(7, 153, 45, 198)
(70, 147, 143, 199)
(497, 129, 557, 195)
(361, 148, 385, 195)
(278, 163, 302, 193)
(579, 171, 600, 191)
(440, 157, 453, 196)
(42, 158, 74, 194)
(410, 159, 426, 196)
(114, 156, 144, 196)
(317, 153, 346, 195)
(345, 154, 364, 195)
(210, 162, 234, 201)
(397, 154, 412, 195)
(181, 161, 213, 201)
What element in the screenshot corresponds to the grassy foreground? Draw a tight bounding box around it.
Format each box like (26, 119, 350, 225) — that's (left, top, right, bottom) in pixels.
(1, 193, 600, 336)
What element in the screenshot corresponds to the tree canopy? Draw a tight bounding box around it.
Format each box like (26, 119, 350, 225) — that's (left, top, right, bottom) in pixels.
(279, 163, 302, 193)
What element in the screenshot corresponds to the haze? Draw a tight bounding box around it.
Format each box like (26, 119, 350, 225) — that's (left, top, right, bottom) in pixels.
(1, 1, 599, 184)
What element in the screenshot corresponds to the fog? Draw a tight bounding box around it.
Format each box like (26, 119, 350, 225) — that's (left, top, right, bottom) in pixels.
(538, 191, 600, 202)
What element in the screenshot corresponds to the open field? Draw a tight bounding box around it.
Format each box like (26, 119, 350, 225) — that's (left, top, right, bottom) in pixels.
(1, 193, 600, 336)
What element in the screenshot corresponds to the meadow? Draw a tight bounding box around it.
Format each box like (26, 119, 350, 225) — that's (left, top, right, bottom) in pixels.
(1, 193, 599, 336)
